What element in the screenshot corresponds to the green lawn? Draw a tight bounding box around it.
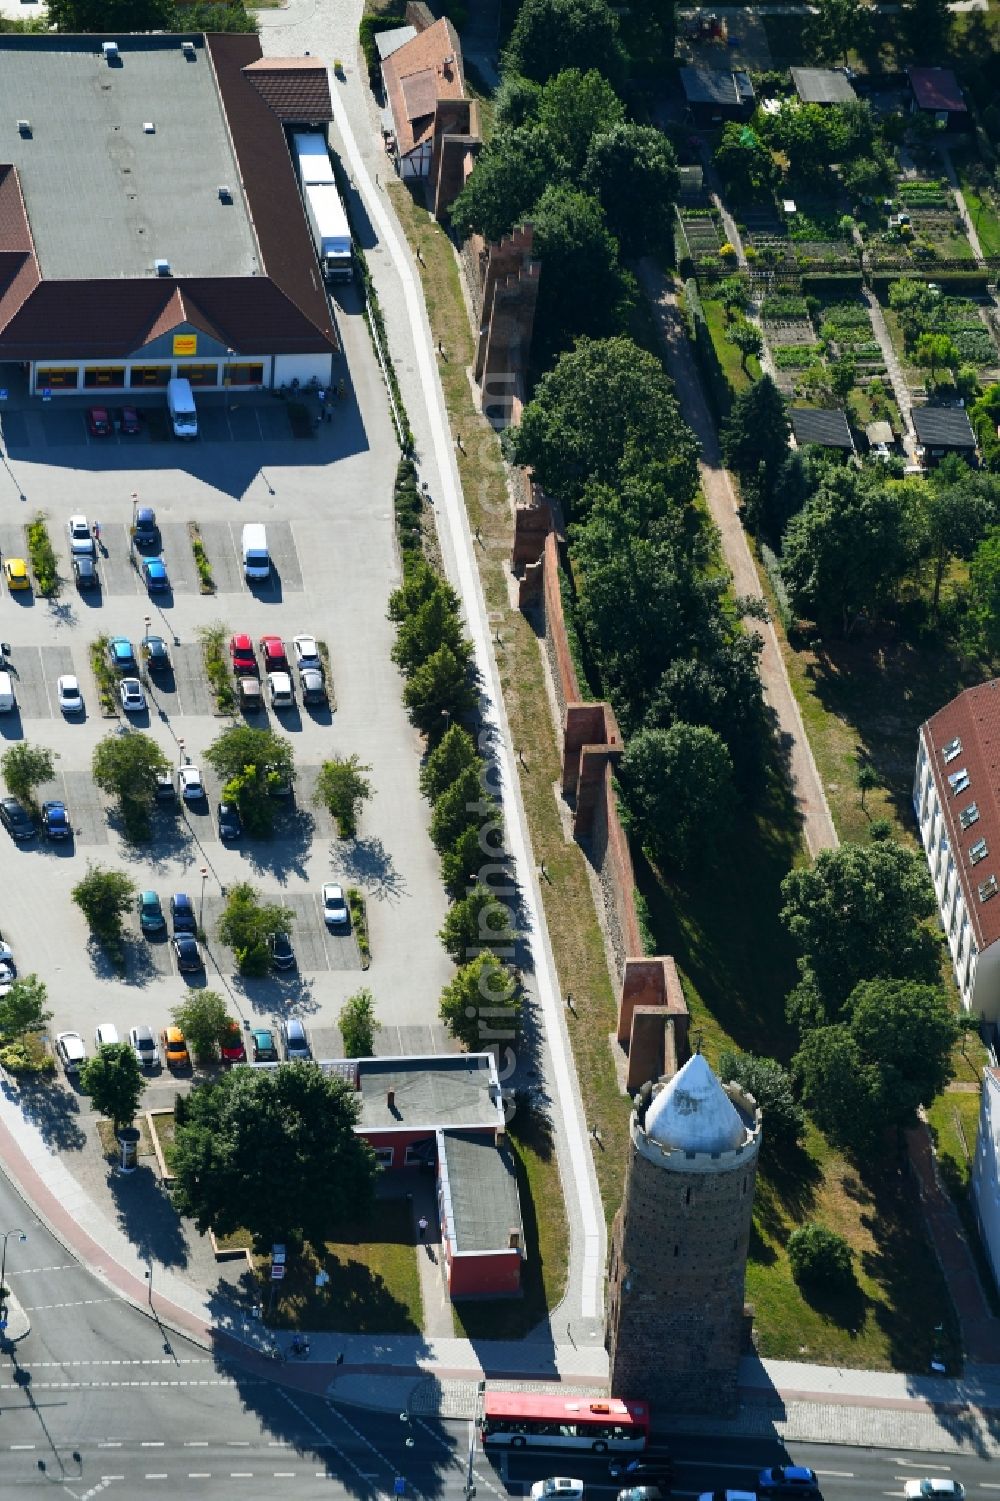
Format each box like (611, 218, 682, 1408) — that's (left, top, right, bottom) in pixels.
(957, 177, 1000, 259)
(270, 1199, 423, 1334)
(703, 297, 761, 393)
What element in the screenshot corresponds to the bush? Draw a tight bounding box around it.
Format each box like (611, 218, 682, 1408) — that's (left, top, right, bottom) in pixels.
(199, 623, 236, 716)
(787, 1224, 855, 1292)
(89, 635, 118, 715)
(347, 887, 371, 968)
(359, 9, 405, 84)
(189, 524, 215, 593)
(26, 513, 60, 597)
(314, 755, 373, 838)
(682, 278, 732, 422)
(0, 1033, 55, 1076)
(71, 864, 136, 969)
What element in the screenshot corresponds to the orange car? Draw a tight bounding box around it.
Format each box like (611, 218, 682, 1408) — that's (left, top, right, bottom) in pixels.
(159, 1026, 189, 1071)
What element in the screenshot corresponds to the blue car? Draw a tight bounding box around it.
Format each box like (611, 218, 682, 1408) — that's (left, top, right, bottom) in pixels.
(142, 556, 168, 592)
(759, 1468, 820, 1498)
(170, 892, 196, 933)
(42, 800, 71, 840)
(108, 636, 137, 673)
(138, 890, 165, 935)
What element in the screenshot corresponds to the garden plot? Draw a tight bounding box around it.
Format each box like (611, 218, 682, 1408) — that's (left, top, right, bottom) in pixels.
(816, 301, 886, 373)
(761, 293, 821, 393)
(865, 177, 975, 267)
(678, 206, 725, 266)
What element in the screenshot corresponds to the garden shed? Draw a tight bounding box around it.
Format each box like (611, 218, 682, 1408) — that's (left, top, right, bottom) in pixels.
(791, 68, 857, 105)
(912, 404, 977, 462)
(790, 407, 856, 452)
(680, 67, 755, 123)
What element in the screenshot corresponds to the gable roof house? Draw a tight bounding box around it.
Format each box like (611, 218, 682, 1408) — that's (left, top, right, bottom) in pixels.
(381, 16, 480, 216)
(0, 32, 338, 397)
(912, 404, 977, 463)
(907, 66, 970, 130)
(791, 67, 858, 105)
(679, 66, 755, 123)
(789, 406, 856, 452)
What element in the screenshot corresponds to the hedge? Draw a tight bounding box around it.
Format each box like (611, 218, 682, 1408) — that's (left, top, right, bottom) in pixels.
(869, 269, 993, 295)
(800, 272, 864, 298)
(359, 10, 405, 86)
(683, 277, 733, 423)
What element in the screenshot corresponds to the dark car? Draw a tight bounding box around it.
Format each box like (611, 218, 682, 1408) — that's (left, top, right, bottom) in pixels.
(133, 505, 158, 545)
(173, 933, 203, 973)
(86, 406, 112, 437)
(251, 1028, 279, 1063)
(42, 800, 71, 840)
(617, 1487, 666, 1501)
(609, 1461, 674, 1487)
(218, 801, 242, 841)
(758, 1469, 819, 1498)
(141, 556, 169, 592)
(73, 555, 98, 591)
(118, 406, 142, 436)
(279, 1016, 310, 1060)
(170, 892, 196, 933)
(155, 770, 176, 804)
(142, 635, 170, 673)
(0, 797, 35, 841)
(269, 930, 296, 971)
(108, 637, 137, 674)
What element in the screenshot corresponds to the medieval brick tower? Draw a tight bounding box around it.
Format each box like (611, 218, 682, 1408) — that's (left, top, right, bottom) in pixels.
(605, 1053, 762, 1415)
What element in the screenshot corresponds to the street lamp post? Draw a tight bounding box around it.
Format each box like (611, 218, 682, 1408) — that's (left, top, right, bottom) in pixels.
(199, 867, 208, 931)
(0, 1228, 27, 1313)
(178, 737, 186, 768)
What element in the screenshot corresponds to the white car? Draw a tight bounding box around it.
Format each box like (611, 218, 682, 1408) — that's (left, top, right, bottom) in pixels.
(530, 1482, 584, 1501)
(55, 1030, 87, 1074)
(95, 1023, 120, 1050)
(119, 677, 146, 714)
(292, 634, 321, 671)
(904, 1483, 966, 1501)
(322, 882, 349, 928)
(68, 515, 95, 557)
(268, 670, 294, 709)
(57, 674, 84, 714)
(0, 940, 16, 983)
(178, 764, 205, 801)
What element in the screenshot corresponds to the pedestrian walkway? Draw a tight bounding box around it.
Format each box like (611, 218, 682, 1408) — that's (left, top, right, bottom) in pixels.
(940, 145, 986, 261)
(637, 260, 838, 858)
(863, 287, 915, 456)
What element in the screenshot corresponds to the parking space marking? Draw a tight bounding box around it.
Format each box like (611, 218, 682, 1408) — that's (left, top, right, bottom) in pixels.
(98, 527, 141, 596)
(40, 644, 74, 717)
(268, 521, 304, 594)
(60, 767, 110, 846)
(284, 893, 330, 972)
(157, 522, 200, 595)
(170, 643, 214, 717)
(12, 646, 53, 720)
(198, 522, 245, 596)
(294, 766, 334, 840)
(0, 521, 26, 563)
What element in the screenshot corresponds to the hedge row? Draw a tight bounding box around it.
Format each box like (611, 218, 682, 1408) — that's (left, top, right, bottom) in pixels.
(682, 277, 732, 423)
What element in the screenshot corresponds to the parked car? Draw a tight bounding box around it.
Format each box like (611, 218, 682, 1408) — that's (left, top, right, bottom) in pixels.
(42, 800, 71, 840)
(0, 938, 17, 982)
(322, 882, 349, 929)
(300, 667, 326, 705)
(129, 1024, 160, 1072)
(267, 764, 293, 799)
(292, 634, 321, 671)
(57, 675, 83, 714)
(697, 1493, 758, 1501)
(259, 635, 288, 671)
(0, 797, 35, 840)
(269, 930, 296, 971)
(218, 801, 242, 841)
(279, 1016, 310, 1060)
(5, 558, 30, 592)
(160, 1026, 190, 1069)
(155, 769, 176, 804)
(119, 677, 146, 714)
(530, 1482, 584, 1501)
(170, 892, 196, 932)
(903, 1485, 965, 1501)
(229, 634, 257, 674)
(108, 636, 137, 673)
(142, 635, 170, 673)
(133, 506, 158, 547)
(68, 515, 96, 557)
(86, 406, 113, 437)
(250, 1027, 279, 1063)
(138, 890, 166, 935)
(267, 671, 293, 709)
(55, 1031, 87, 1074)
(609, 1461, 674, 1486)
(118, 406, 142, 437)
(178, 764, 205, 802)
(618, 1488, 665, 1501)
(172, 933, 203, 973)
(94, 1023, 120, 1050)
(758, 1470, 819, 1498)
(73, 555, 98, 590)
(220, 1019, 246, 1065)
(238, 676, 263, 713)
(141, 556, 168, 592)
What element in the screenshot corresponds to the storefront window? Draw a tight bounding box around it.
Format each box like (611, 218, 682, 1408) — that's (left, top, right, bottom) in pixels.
(223, 362, 265, 387)
(180, 364, 220, 387)
(35, 368, 78, 390)
(84, 367, 126, 388)
(129, 366, 171, 388)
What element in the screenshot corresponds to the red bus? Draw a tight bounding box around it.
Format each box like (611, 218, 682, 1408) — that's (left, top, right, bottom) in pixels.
(480, 1393, 650, 1453)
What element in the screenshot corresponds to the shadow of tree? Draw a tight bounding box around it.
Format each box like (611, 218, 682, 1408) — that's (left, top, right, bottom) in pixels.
(337, 836, 407, 902)
(105, 1161, 190, 1270)
(1, 1076, 87, 1151)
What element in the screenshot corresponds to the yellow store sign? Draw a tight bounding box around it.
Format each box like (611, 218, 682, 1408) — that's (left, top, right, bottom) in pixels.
(173, 334, 197, 357)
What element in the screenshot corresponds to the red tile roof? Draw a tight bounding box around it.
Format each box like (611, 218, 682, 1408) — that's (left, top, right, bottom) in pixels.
(923, 680, 1000, 951)
(241, 55, 332, 122)
(907, 66, 967, 114)
(382, 17, 465, 159)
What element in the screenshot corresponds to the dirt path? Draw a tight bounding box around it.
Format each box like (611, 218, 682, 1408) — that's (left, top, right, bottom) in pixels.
(639, 260, 838, 858)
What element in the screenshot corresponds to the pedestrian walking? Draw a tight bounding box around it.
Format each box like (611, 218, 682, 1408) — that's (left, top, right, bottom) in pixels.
(93, 520, 101, 541)
(417, 1216, 428, 1240)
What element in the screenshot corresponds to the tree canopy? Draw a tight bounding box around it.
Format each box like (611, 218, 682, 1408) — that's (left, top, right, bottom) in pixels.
(582, 122, 679, 259)
(717, 1049, 805, 1168)
(720, 375, 791, 525)
(530, 184, 635, 363)
(440, 953, 521, 1051)
(0, 974, 51, 1041)
(92, 731, 170, 840)
(217, 884, 293, 977)
(504, 0, 626, 85)
(537, 68, 624, 175)
(617, 723, 735, 871)
(2, 742, 56, 809)
(339, 988, 381, 1058)
(171, 1065, 376, 1252)
(204, 726, 295, 836)
(450, 126, 558, 243)
(172, 990, 233, 1065)
(81, 1042, 145, 1135)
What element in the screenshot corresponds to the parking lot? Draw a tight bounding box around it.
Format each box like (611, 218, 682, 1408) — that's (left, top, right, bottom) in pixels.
(0, 344, 454, 1084)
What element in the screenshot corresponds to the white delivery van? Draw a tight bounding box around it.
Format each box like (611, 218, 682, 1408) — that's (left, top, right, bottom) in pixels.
(0, 672, 15, 712)
(241, 523, 270, 582)
(167, 377, 198, 439)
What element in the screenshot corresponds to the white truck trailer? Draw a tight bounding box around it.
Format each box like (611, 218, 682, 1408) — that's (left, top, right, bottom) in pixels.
(291, 131, 353, 283)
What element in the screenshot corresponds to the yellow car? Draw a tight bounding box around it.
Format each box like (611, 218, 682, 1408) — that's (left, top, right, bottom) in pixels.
(159, 1026, 190, 1071)
(4, 558, 29, 591)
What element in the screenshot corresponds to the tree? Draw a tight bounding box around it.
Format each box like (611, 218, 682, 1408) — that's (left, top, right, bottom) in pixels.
(914, 332, 960, 382)
(48, 0, 172, 26)
(402, 644, 477, 740)
(388, 553, 444, 624)
(203, 726, 295, 837)
(429, 761, 491, 854)
(780, 839, 939, 1025)
(0, 974, 51, 1040)
(717, 1049, 805, 1168)
(720, 375, 790, 518)
(171, 1065, 377, 1253)
(713, 122, 777, 200)
(217, 884, 293, 977)
(92, 731, 170, 841)
(537, 68, 624, 175)
(443, 823, 492, 900)
(1, 742, 56, 808)
(530, 184, 634, 363)
(780, 467, 919, 634)
(314, 756, 373, 839)
(725, 318, 763, 376)
(449, 126, 560, 243)
(505, 336, 699, 514)
(440, 952, 520, 1051)
(847, 977, 958, 1127)
(172, 990, 233, 1065)
(964, 528, 1000, 660)
(420, 724, 479, 804)
(829, 355, 857, 401)
(646, 624, 767, 786)
(493, 72, 543, 130)
(439, 884, 517, 963)
(717, 275, 750, 322)
(72, 864, 136, 966)
(805, 0, 873, 64)
(338, 988, 381, 1058)
(762, 102, 844, 181)
(504, 0, 627, 86)
(856, 763, 879, 813)
(902, 0, 952, 56)
(582, 122, 679, 259)
(80, 1042, 145, 1135)
(793, 1023, 886, 1152)
(920, 458, 991, 614)
(617, 724, 735, 871)
(391, 582, 468, 678)
(787, 1224, 855, 1292)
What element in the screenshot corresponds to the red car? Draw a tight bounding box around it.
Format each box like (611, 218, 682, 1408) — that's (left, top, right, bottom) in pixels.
(86, 406, 112, 437)
(118, 406, 141, 435)
(229, 634, 257, 675)
(259, 635, 287, 671)
(220, 1020, 246, 1065)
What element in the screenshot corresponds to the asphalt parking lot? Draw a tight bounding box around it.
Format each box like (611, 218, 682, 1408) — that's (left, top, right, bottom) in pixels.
(0, 353, 454, 1082)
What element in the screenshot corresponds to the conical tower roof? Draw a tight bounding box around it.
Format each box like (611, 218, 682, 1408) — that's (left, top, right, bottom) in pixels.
(644, 1053, 747, 1154)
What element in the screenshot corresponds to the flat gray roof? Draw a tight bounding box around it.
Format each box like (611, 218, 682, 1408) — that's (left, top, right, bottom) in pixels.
(791, 67, 857, 104)
(359, 1055, 501, 1130)
(440, 1131, 523, 1254)
(0, 35, 260, 280)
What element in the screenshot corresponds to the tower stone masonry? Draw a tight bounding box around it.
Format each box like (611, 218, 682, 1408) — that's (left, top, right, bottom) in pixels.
(605, 1053, 761, 1415)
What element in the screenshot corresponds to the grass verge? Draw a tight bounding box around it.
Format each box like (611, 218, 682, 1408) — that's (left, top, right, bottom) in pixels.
(89, 635, 119, 718)
(96, 1116, 155, 1159)
(189, 523, 216, 594)
(270, 1198, 422, 1333)
(26, 513, 60, 597)
(347, 887, 371, 969)
(198, 623, 237, 716)
(703, 297, 761, 392)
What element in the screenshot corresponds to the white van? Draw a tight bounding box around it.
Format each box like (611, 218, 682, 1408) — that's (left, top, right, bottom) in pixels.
(241, 523, 270, 582)
(167, 377, 198, 440)
(0, 672, 15, 712)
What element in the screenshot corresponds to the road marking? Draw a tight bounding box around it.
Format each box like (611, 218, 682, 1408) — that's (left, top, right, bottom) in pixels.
(184, 1441, 209, 1447)
(9, 1443, 34, 1450)
(7, 1264, 75, 1274)
(227, 1440, 251, 1446)
(97, 1443, 122, 1448)
(816, 1472, 855, 1478)
(188, 1474, 211, 1480)
(141, 1441, 165, 1447)
(230, 1472, 253, 1479)
(273, 1472, 296, 1478)
(978, 1487, 1000, 1492)
(22, 1298, 115, 1311)
(144, 1475, 168, 1481)
(896, 1461, 951, 1470)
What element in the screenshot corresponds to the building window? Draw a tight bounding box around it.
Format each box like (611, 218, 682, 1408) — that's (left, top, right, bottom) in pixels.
(36, 367, 78, 390)
(673, 1245, 679, 1257)
(180, 363, 220, 387)
(948, 768, 971, 795)
(129, 365, 171, 388)
(960, 803, 980, 830)
(942, 737, 962, 763)
(223, 362, 264, 386)
(685, 1186, 692, 1206)
(373, 1148, 394, 1169)
(84, 366, 126, 389)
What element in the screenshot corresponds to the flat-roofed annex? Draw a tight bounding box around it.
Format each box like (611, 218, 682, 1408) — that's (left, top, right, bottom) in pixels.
(0, 34, 260, 280)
